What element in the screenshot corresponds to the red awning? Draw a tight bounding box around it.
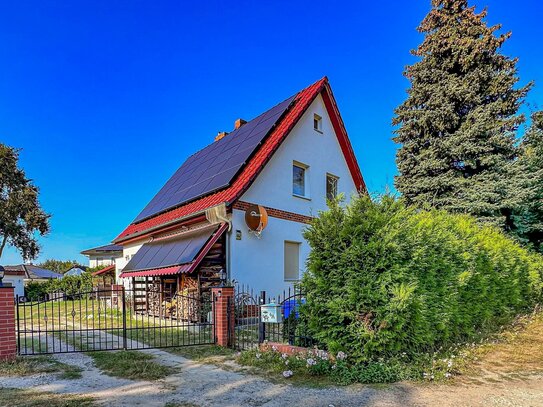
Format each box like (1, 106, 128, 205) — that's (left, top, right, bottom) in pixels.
(119, 223, 228, 278)
(120, 264, 193, 278)
(92, 264, 115, 276)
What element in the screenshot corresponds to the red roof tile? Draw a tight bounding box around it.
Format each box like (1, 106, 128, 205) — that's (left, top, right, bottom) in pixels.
(115, 77, 364, 243)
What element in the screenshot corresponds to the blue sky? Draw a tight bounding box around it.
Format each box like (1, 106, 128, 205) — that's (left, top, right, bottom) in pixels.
(1, 0, 542, 265)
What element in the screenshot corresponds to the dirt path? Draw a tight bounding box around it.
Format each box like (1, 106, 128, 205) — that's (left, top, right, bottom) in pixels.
(2, 343, 543, 407)
(5, 324, 543, 406)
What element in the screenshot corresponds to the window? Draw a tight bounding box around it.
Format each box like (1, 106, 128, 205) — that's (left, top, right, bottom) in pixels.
(284, 241, 301, 281)
(313, 113, 322, 133)
(326, 174, 339, 201)
(292, 162, 308, 197)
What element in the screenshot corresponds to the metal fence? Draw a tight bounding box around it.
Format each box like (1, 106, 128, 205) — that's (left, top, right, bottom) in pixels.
(230, 283, 316, 350)
(16, 287, 215, 355)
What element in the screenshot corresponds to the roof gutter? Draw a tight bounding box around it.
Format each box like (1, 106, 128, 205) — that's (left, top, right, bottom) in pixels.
(113, 204, 231, 246)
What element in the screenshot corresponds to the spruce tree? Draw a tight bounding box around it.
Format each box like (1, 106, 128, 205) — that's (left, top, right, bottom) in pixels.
(393, 0, 532, 229)
(512, 111, 543, 252)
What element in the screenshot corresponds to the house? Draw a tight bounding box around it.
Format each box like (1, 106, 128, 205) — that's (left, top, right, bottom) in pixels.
(2, 267, 25, 297)
(64, 264, 88, 277)
(113, 77, 365, 300)
(81, 244, 123, 268)
(5, 264, 63, 284)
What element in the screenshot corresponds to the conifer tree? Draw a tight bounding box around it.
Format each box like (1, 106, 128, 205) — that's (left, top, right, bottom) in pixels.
(512, 111, 543, 251)
(393, 0, 532, 228)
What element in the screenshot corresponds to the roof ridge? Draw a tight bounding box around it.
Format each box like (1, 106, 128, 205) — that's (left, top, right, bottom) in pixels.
(114, 77, 330, 243)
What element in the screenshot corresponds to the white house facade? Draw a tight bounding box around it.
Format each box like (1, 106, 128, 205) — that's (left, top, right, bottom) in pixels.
(112, 77, 365, 300)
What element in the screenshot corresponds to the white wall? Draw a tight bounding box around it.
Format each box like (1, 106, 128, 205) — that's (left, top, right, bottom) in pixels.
(117, 241, 145, 287)
(229, 94, 358, 294)
(88, 255, 120, 269)
(3, 275, 25, 297)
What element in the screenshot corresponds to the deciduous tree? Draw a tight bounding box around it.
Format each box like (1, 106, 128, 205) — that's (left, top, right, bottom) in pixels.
(0, 143, 50, 260)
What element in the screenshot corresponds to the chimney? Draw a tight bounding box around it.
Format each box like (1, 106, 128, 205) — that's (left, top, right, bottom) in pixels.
(215, 131, 229, 142)
(234, 118, 247, 130)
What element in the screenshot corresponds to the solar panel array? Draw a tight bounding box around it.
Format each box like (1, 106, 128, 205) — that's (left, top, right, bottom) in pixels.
(133, 94, 296, 222)
(123, 227, 216, 272)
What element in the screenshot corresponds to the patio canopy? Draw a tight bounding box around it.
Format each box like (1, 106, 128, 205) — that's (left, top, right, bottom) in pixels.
(120, 223, 227, 278)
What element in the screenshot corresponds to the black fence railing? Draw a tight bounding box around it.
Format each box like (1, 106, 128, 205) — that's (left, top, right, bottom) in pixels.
(231, 283, 316, 350)
(16, 287, 215, 355)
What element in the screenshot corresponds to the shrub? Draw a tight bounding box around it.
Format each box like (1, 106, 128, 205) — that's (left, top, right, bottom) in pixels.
(301, 194, 543, 363)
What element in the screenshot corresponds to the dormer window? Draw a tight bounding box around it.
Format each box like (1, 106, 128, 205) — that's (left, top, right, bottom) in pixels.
(313, 114, 322, 133)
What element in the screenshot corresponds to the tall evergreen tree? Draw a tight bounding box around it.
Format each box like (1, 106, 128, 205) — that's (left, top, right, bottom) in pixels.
(512, 111, 543, 252)
(393, 0, 532, 228)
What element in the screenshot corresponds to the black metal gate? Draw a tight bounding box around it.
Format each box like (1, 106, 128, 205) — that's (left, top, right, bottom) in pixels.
(16, 287, 215, 355)
(230, 283, 315, 350)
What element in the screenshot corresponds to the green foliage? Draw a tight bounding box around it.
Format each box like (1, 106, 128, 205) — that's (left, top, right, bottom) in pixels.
(24, 272, 93, 299)
(0, 143, 50, 260)
(512, 111, 543, 253)
(47, 272, 93, 296)
(392, 0, 532, 229)
(24, 281, 50, 301)
(38, 259, 80, 274)
(301, 194, 543, 363)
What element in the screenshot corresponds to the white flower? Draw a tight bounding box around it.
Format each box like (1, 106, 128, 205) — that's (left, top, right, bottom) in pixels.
(285, 360, 289, 366)
(282, 370, 293, 378)
(281, 353, 288, 359)
(445, 372, 451, 378)
(336, 351, 347, 360)
(272, 345, 278, 352)
(447, 360, 453, 368)
(255, 353, 261, 359)
(306, 358, 317, 367)
(332, 364, 337, 370)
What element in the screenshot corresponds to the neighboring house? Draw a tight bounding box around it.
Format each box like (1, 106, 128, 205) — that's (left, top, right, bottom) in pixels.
(113, 77, 365, 297)
(5, 264, 63, 284)
(64, 264, 88, 277)
(81, 244, 123, 268)
(3, 268, 25, 297)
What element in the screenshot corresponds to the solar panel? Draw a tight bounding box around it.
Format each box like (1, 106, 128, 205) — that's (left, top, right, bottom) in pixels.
(133, 94, 296, 222)
(123, 227, 216, 272)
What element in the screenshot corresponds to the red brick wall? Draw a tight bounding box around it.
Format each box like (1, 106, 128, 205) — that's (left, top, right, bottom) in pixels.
(212, 287, 234, 347)
(0, 287, 16, 361)
(232, 201, 313, 224)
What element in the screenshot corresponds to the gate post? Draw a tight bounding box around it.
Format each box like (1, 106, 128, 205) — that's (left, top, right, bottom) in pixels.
(258, 290, 266, 344)
(212, 286, 234, 347)
(0, 286, 16, 360)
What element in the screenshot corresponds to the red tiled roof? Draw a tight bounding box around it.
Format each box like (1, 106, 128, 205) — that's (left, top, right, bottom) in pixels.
(92, 264, 115, 276)
(115, 77, 364, 243)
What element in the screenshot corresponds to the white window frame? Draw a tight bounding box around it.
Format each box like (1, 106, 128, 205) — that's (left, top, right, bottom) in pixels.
(313, 113, 323, 133)
(284, 241, 301, 282)
(326, 173, 339, 201)
(292, 161, 310, 199)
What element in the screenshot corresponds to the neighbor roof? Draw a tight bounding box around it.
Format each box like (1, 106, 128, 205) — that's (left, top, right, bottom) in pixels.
(115, 77, 365, 243)
(6, 265, 63, 280)
(81, 244, 123, 255)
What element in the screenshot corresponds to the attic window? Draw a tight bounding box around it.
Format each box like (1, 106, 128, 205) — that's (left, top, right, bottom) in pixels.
(313, 114, 323, 133)
(326, 173, 339, 201)
(293, 162, 310, 199)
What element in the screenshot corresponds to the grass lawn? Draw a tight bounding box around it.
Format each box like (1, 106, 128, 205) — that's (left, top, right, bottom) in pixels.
(168, 345, 236, 363)
(0, 355, 82, 379)
(0, 388, 95, 407)
(90, 350, 177, 380)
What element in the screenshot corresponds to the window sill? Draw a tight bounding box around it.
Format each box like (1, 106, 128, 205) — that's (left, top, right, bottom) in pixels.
(293, 194, 311, 201)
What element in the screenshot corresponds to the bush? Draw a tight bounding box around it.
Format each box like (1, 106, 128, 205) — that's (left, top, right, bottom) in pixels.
(301, 194, 543, 363)
(24, 282, 49, 301)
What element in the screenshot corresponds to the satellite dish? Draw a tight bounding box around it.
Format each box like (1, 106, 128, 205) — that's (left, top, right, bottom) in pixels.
(245, 205, 268, 237)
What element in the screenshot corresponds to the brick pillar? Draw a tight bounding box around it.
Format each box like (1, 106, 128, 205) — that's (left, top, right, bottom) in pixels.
(0, 286, 16, 361)
(212, 286, 234, 347)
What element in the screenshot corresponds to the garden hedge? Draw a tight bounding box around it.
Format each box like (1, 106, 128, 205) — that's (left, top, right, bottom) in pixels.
(301, 195, 543, 362)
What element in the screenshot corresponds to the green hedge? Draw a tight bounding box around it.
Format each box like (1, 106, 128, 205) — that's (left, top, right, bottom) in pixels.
(301, 195, 543, 363)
